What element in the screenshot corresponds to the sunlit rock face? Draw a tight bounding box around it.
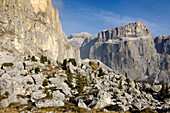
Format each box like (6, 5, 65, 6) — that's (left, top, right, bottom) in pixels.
(0, 0, 80, 62)
(80, 21, 170, 84)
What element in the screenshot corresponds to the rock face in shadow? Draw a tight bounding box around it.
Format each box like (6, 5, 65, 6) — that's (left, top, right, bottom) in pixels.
(0, 0, 80, 62)
(80, 21, 169, 84)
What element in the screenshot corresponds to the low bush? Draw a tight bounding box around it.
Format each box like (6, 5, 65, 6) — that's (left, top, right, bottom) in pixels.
(3, 63, 13, 67)
(42, 79, 48, 87)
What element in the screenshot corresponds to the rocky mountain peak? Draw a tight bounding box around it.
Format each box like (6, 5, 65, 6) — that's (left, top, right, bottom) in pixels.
(98, 21, 152, 42)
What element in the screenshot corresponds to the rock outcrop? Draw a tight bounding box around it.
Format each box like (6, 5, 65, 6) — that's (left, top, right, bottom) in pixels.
(80, 21, 170, 84)
(0, 0, 80, 62)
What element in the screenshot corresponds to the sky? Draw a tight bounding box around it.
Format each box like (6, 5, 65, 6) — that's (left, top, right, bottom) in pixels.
(52, 0, 170, 36)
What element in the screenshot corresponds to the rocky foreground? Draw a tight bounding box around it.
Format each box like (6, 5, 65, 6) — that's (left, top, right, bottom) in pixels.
(0, 52, 169, 113)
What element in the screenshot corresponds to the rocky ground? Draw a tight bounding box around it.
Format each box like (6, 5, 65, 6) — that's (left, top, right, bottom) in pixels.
(0, 53, 169, 113)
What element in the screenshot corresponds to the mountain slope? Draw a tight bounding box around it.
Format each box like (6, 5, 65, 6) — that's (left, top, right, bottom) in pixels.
(80, 21, 170, 84)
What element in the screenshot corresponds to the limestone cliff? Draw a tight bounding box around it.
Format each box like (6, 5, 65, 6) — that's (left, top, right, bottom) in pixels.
(80, 22, 170, 84)
(0, 0, 80, 62)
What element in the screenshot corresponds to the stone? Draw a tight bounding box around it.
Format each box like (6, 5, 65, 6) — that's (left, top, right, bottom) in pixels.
(19, 97, 28, 105)
(0, 78, 11, 91)
(52, 90, 65, 101)
(1, 99, 9, 107)
(36, 99, 64, 108)
(31, 74, 45, 85)
(95, 92, 112, 109)
(31, 90, 46, 100)
(151, 84, 162, 93)
(78, 99, 88, 109)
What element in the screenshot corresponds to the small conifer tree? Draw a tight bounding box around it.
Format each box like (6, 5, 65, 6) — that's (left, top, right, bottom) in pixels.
(160, 81, 166, 97)
(76, 73, 84, 94)
(113, 92, 118, 99)
(118, 79, 123, 89)
(35, 67, 40, 74)
(48, 60, 51, 65)
(66, 68, 73, 88)
(40, 55, 45, 64)
(31, 56, 37, 62)
(62, 59, 67, 70)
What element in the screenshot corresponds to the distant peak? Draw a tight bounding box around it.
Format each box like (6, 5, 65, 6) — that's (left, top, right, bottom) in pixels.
(68, 32, 92, 39)
(98, 21, 152, 42)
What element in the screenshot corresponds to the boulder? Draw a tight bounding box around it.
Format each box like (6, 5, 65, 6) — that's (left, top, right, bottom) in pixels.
(1, 99, 9, 107)
(52, 90, 65, 101)
(151, 85, 162, 93)
(78, 99, 88, 109)
(95, 92, 112, 109)
(36, 99, 64, 108)
(31, 90, 46, 100)
(31, 74, 45, 85)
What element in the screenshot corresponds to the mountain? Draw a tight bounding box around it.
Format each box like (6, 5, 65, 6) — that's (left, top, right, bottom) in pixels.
(67, 32, 97, 47)
(80, 21, 170, 84)
(0, 0, 80, 63)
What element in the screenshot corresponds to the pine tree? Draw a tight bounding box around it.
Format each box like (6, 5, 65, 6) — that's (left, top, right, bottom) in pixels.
(89, 73, 92, 82)
(40, 55, 45, 64)
(48, 60, 51, 65)
(31, 56, 37, 62)
(66, 68, 73, 88)
(118, 79, 123, 89)
(62, 59, 67, 70)
(160, 81, 166, 97)
(84, 76, 89, 86)
(76, 73, 84, 94)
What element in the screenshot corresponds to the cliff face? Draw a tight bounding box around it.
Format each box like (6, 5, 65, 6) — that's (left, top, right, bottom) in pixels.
(0, 0, 80, 62)
(80, 22, 169, 84)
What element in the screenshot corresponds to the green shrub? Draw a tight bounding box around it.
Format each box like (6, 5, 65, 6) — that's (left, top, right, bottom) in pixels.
(31, 56, 37, 62)
(76, 73, 84, 94)
(118, 79, 123, 89)
(5, 91, 9, 96)
(98, 68, 104, 77)
(113, 92, 117, 99)
(35, 67, 40, 74)
(66, 68, 73, 88)
(3, 63, 14, 67)
(68, 58, 77, 66)
(42, 79, 48, 87)
(46, 91, 52, 99)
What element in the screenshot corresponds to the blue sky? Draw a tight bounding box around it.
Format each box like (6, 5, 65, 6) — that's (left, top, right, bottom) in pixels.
(52, 0, 170, 36)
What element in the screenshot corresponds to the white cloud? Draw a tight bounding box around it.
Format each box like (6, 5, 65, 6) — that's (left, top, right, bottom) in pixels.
(80, 8, 168, 36)
(52, 0, 64, 9)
